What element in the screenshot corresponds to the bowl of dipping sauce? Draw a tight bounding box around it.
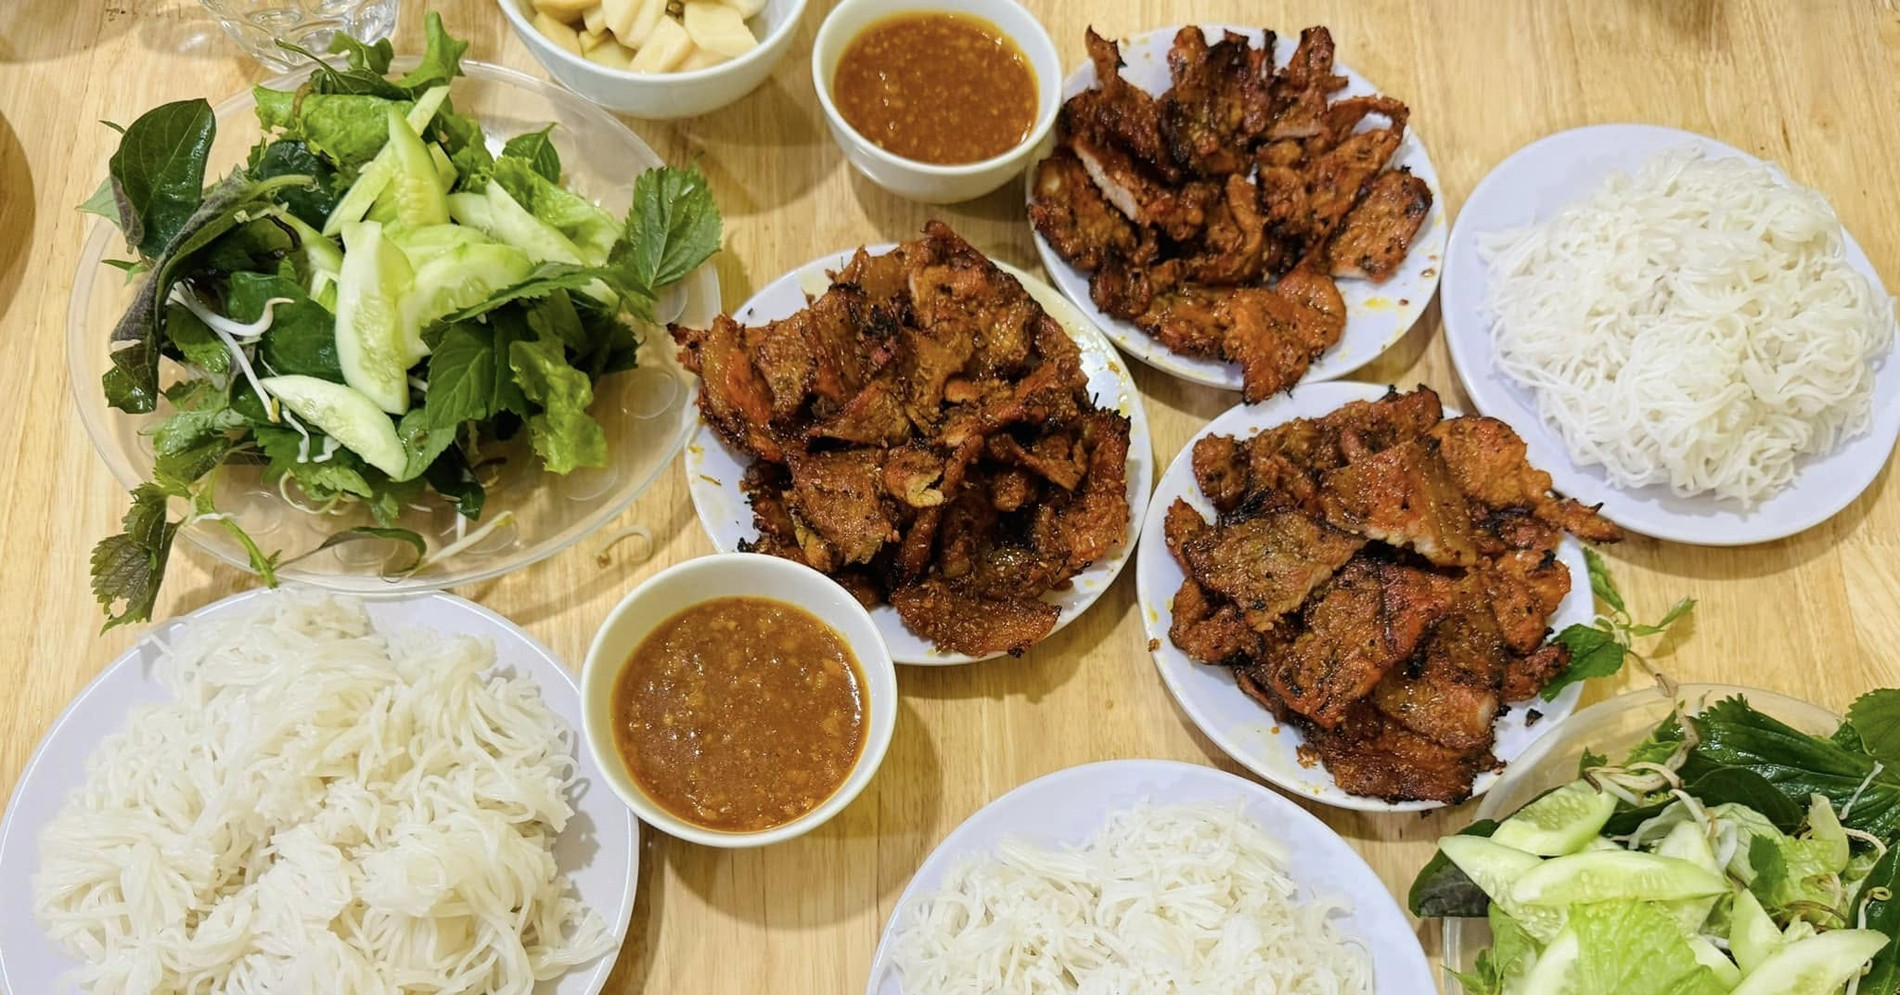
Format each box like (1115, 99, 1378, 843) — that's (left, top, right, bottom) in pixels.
(581, 553, 897, 847)
(812, 0, 1060, 203)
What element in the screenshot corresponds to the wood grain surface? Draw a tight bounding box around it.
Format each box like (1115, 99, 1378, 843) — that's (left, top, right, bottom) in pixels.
(3, 1, 1898, 992)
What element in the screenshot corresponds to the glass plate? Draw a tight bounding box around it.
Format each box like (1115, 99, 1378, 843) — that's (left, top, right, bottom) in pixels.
(67, 57, 718, 593)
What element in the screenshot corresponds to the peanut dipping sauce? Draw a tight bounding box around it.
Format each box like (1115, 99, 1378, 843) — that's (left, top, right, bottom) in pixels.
(610, 597, 866, 833)
(831, 12, 1038, 165)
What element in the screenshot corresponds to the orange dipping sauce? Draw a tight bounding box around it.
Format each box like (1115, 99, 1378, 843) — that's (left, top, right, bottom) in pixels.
(832, 12, 1039, 165)
(610, 596, 866, 833)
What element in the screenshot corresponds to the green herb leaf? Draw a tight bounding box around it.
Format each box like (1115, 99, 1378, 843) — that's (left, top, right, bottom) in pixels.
(622, 162, 721, 291)
(79, 177, 121, 227)
(1847, 689, 1900, 765)
(249, 139, 342, 228)
(1542, 624, 1624, 700)
(1407, 819, 1499, 918)
(161, 302, 230, 376)
(431, 263, 605, 325)
(430, 102, 492, 182)
(395, 408, 457, 481)
(90, 484, 178, 631)
(228, 271, 342, 381)
(328, 31, 394, 75)
(1583, 546, 1626, 615)
(104, 171, 312, 413)
(509, 333, 607, 474)
(1685, 696, 1900, 841)
(281, 525, 424, 572)
(422, 321, 499, 429)
(421, 445, 485, 520)
(253, 424, 375, 500)
(393, 12, 468, 94)
(1579, 747, 1609, 775)
(107, 98, 216, 258)
(1855, 847, 1900, 995)
(500, 124, 561, 183)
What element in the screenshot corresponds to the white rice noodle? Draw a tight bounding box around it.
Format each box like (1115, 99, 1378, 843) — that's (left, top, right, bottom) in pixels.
(31, 595, 613, 995)
(1480, 147, 1895, 505)
(889, 803, 1373, 994)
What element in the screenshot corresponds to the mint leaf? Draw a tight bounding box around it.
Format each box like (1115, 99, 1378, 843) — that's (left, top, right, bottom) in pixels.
(1847, 689, 1900, 765)
(509, 333, 607, 473)
(395, 408, 457, 481)
(254, 424, 374, 501)
(423, 321, 499, 429)
(1541, 624, 1624, 700)
(500, 124, 561, 183)
(624, 163, 721, 290)
(90, 484, 178, 631)
(107, 98, 215, 258)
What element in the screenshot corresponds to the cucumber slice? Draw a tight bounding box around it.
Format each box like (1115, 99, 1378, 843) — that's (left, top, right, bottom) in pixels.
(428, 142, 457, 190)
(1519, 926, 1581, 992)
(1513, 851, 1728, 908)
(1494, 780, 1618, 856)
(1655, 820, 1723, 935)
(389, 223, 493, 265)
(273, 211, 343, 309)
(1730, 889, 1783, 975)
(1438, 835, 1567, 943)
(410, 242, 535, 325)
(479, 181, 586, 265)
(1687, 934, 1742, 988)
(1729, 929, 1889, 995)
(334, 221, 420, 414)
(260, 375, 406, 478)
(446, 191, 496, 232)
(321, 86, 452, 236)
(373, 104, 449, 231)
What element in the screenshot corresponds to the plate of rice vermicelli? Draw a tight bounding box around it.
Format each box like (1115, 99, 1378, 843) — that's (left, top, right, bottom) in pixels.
(0, 589, 634, 995)
(1440, 123, 1900, 545)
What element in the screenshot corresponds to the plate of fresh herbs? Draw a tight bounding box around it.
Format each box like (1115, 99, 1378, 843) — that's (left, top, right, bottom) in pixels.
(70, 14, 722, 629)
(1411, 680, 1900, 994)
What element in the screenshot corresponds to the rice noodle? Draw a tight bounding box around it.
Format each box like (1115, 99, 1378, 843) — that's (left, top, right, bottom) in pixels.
(31, 594, 613, 994)
(1479, 146, 1895, 505)
(888, 802, 1372, 994)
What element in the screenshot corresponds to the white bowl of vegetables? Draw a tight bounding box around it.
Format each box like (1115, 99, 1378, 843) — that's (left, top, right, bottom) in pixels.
(1415, 682, 1898, 995)
(67, 15, 722, 629)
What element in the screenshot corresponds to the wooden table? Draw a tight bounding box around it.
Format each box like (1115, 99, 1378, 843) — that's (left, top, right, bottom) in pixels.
(3, 1, 1897, 991)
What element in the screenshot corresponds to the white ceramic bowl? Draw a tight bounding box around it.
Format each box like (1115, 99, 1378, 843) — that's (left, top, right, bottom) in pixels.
(811, 0, 1060, 203)
(579, 553, 898, 847)
(498, 0, 809, 119)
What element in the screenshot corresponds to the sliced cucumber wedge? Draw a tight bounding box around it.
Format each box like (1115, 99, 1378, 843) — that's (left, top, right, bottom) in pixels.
(389, 223, 493, 265)
(1655, 820, 1723, 935)
(1438, 835, 1567, 943)
(373, 103, 449, 231)
(321, 86, 452, 236)
(1730, 890, 1784, 975)
(1729, 928, 1888, 995)
(260, 375, 406, 478)
(410, 242, 535, 325)
(477, 181, 585, 265)
(1686, 934, 1742, 988)
(1518, 926, 1580, 992)
(1513, 851, 1728, 908)
(1493, 780, 1618, 856)
(334, 221, 421, 415)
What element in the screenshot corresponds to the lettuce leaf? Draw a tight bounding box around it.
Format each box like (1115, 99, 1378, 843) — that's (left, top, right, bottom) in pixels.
(508, 332, 606, 473)
(1565, 900, 1730, 995)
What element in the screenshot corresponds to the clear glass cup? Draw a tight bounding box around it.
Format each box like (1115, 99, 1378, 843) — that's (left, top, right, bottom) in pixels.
(199, 0, 399, 71)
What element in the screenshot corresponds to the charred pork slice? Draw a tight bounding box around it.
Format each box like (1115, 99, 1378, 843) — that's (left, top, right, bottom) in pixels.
(1299, 701, 1497, 804)
(1329, 169, 1432, 282)
(1028, 148, 1148, 273)
(1369, 605, 1506, 752)
(1181, 507, 1365, 631)
(1263, 559, 1458, 729)
(890, 580, 1059, 657)
(1319, 438, 1480, 567)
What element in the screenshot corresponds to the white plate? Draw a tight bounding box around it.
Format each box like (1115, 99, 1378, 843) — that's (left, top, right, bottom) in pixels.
(862, 758, 1434, 994)
(1441, 123, 1900, 545)
(0, 589, 637, 995)
(1134, 381, 1589, 812)
(1027, 25, 1448, 392)
(684, 248, 1155, 666)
